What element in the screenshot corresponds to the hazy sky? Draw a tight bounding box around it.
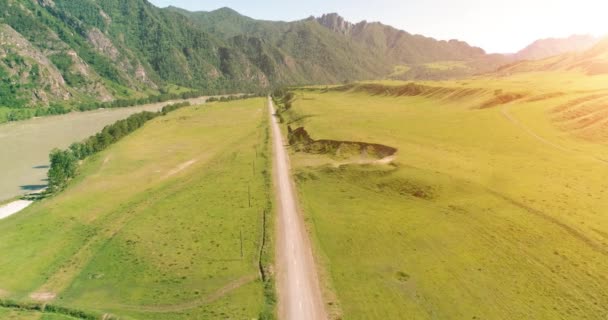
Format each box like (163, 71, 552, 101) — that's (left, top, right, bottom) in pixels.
(148, 0, 607, 53)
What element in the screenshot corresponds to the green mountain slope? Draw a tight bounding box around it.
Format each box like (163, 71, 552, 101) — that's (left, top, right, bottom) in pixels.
(166, 6, 288, 40)
(0, 0, 516, 115)
(0, 0, 269, 113)
(166, 7, 391, 83)
(172, 9, 514, 81)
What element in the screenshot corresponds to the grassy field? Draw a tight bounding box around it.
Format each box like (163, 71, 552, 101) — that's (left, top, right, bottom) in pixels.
(0, 307, 76, 320)
(422, 61, 469, 70)
(0, 98, 273, 319)
(282, 73, 608, 319)
(388, 65, 411, 78)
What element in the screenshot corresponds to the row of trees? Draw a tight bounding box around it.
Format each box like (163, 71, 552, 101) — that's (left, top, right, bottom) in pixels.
(3, 90, 264, 123)
(2, 90, 203, 123)
(76, 90, 204, 112)
(206, 93, 266, 103)
(47, 102, 191, 192)
(6, 104, 70, 122)
(160, 101, 191, 115)
(271, 87, 295, 112)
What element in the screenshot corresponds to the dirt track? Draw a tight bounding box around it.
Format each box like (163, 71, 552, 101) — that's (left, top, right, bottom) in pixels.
(269, 97, 327, 320)
(500, 104, 608, 164)
(500, 104, 572, 153)
(116, 274, 258, 313)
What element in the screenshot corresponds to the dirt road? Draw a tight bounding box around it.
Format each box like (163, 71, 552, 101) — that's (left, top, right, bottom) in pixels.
(269, 97, 327, 320)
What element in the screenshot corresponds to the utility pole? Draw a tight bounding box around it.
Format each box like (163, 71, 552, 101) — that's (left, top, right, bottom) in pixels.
(240, 229, 244, 260)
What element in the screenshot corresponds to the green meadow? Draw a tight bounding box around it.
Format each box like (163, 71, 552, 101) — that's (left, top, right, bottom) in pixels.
(283, 73, 608, 319)
(423, 61, 469, 70)
(0, 307, 75, 320)
(0, 98, 273, 319)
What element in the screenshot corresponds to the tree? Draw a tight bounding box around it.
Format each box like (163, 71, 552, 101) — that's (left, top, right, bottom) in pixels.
(48, 149, 77, 190)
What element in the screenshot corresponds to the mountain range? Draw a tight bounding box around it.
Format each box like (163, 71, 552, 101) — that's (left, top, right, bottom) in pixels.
(0, 0, 603, 110)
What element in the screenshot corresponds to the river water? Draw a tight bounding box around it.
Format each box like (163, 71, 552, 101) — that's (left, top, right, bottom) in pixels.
(0, 97, 207, 202)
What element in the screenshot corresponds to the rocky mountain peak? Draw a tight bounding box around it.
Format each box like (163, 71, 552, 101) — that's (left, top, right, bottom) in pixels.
(316, 13, 354, 35)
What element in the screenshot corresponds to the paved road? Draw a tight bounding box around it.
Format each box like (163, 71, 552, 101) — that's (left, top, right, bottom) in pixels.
(269, 97, 327, 320)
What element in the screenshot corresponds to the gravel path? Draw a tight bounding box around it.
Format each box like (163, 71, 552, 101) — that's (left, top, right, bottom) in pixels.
(269, 97, 327, 320)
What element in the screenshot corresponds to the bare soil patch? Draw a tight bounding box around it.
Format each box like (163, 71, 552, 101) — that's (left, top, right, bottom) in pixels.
(29, 291, 56, 302)
(329, 83, 486, 102)
(288, 126, 397, 160)
(479, 92, 526, 109)
(163, 159, 197, 179)
(551, 93, 608, 113)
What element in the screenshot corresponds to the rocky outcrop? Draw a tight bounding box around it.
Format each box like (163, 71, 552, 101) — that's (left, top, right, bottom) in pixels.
(87, 28, 119, 60)
(288, 126, 397, 159)
(64, 49, 112, 100)
(86, 28, 157, 89)
(316, 13, 354, 35)
(37, 0, 55, 7)
(99, 9, 112, 26)
(0, 24, 70, 102)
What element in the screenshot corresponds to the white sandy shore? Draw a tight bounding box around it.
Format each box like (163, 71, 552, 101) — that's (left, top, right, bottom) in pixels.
(0, 200, 33, 219)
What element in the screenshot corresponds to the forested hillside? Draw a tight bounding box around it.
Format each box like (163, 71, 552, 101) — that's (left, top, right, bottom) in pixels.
(0, 0, 270, 121)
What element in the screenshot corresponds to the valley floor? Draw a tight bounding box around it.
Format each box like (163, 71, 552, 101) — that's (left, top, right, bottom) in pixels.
(0, 98, 273, 319)
(280, 74, 608, 319)
(2, 70, 608, 320)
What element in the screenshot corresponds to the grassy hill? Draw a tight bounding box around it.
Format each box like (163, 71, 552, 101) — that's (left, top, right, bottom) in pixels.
(514, 34, 598, 61)
(499, 37, 608, 75)
(276, 71, 608, 319)
(0, 98, 274, 319)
